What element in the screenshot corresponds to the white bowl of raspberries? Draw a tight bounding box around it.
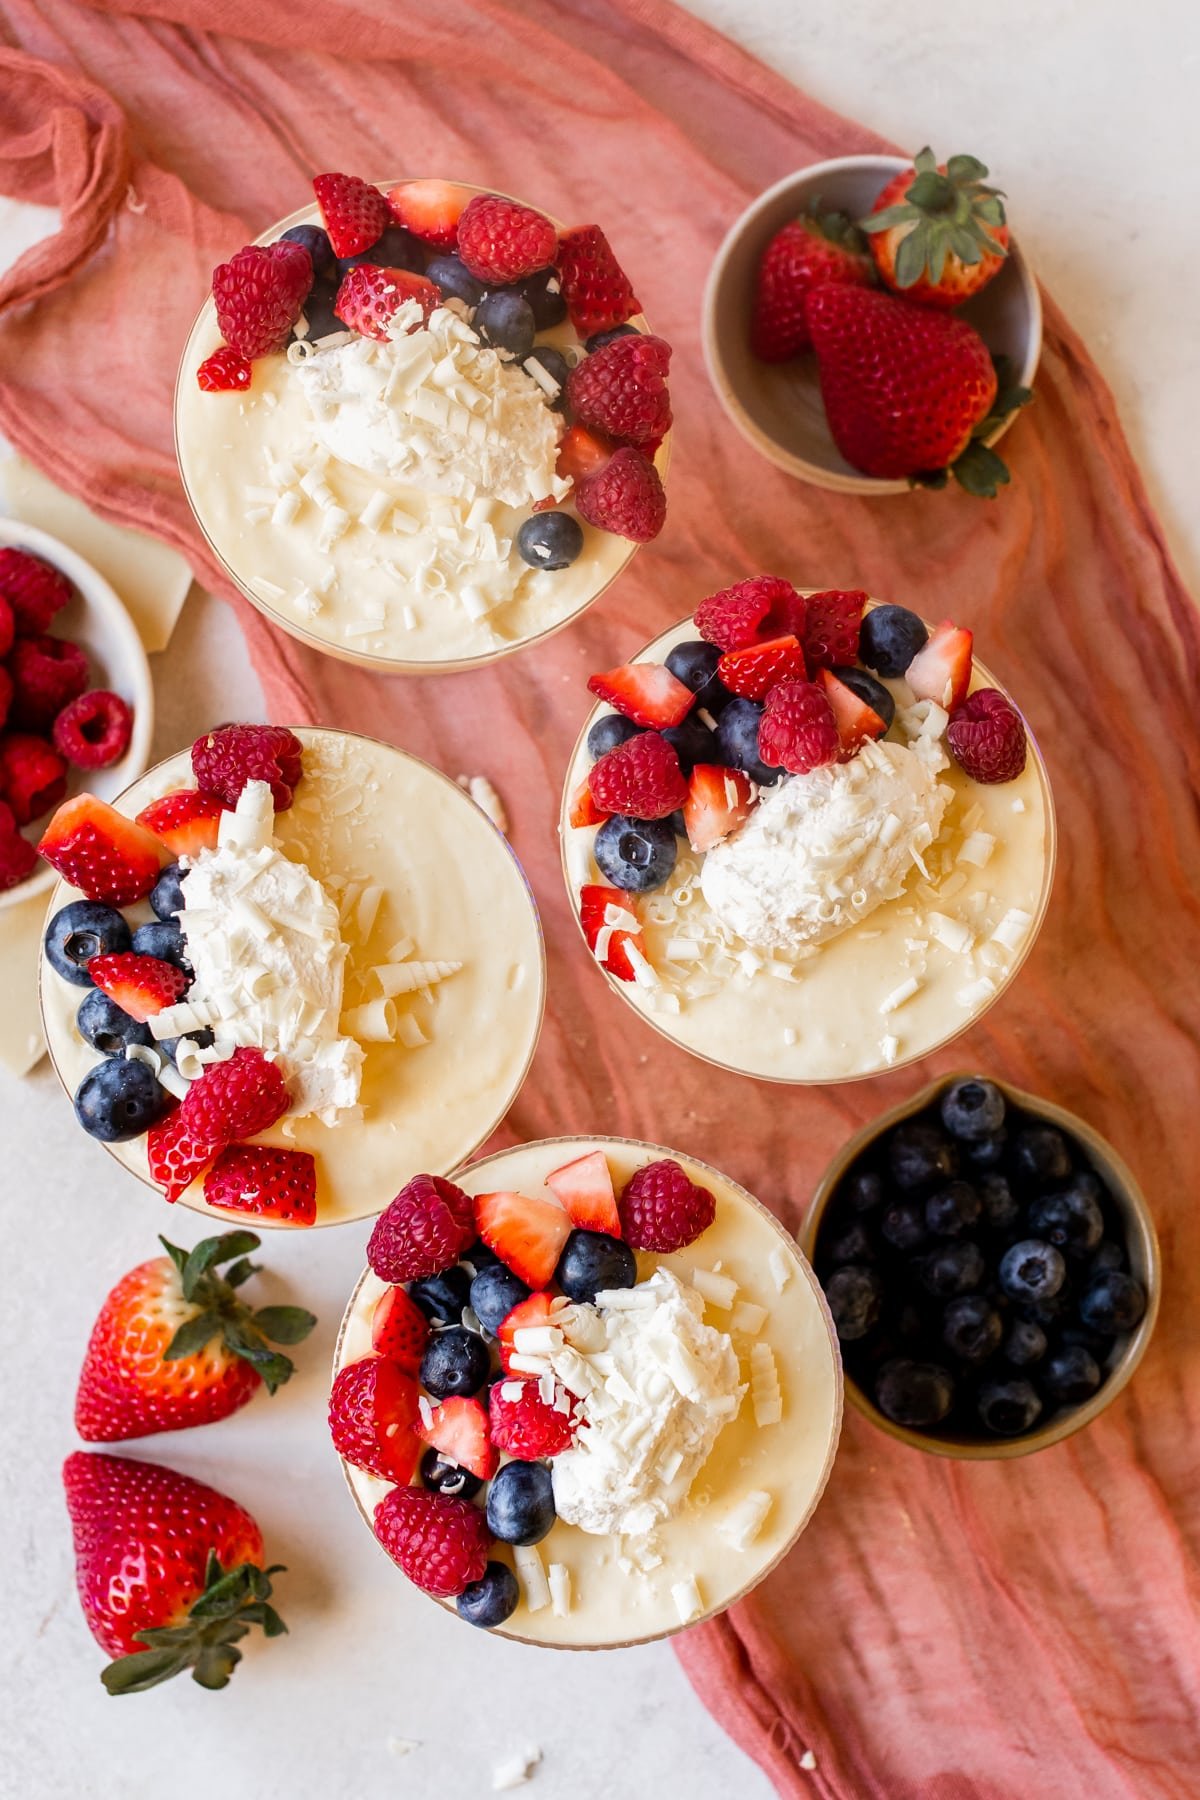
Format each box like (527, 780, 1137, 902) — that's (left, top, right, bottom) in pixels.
(0, 521, 153, 908)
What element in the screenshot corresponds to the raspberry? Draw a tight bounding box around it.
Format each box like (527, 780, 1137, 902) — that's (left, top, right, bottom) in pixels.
(618, 1158, 716, 1252)
(0, 800, 37, 891)
(191, 723, 304, 810)
(52, 690, 132, 769)
(456, 193, 556, 286)
(211, 241, 313, 359)
(947, 688, 1027, 783)
(695, 576, 800, 651)
(328, 1357, 421, 1484)
(566, 335, 672, 449)
(373, 1486, 491, 1598)
(0, 732, 67, 825)
(180, 1047, 290, 1153)
(0, 594, 13, 660)
(801, 590, 865, 671)
(366, 1173, 475, 1283)
(757, 679, 840, 774)
(0, 667, 11, 729)
(147, 1108, 212, 1202)
(0, 548, 71, 635)
(487, 1380, 578, 1459)
(588, 732, 686, 820)
(196, 347, 253, 392)
(556, 225, 641, 337)
(9, 634, 89, 731)
(575, 448, 665, 543)
(312, 172, 390, 260)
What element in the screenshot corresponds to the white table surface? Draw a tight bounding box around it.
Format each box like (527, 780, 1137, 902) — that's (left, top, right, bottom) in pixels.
(3, 5, 1197, 1797)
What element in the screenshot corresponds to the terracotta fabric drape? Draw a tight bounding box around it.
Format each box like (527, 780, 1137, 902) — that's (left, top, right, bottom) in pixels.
(1, 2, 1197, 1793)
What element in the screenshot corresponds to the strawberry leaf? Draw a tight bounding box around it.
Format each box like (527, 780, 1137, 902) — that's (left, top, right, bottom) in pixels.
(222, 1257, 260, 1289)
(181, 1231, 261, 1300)
(100, 1558, 288, 1695)
(163, 1309, 222, 1362)
(951, 440, 1012, 499)
(101, 1648, 190, 1695)
(251, 1304, 317, 1345)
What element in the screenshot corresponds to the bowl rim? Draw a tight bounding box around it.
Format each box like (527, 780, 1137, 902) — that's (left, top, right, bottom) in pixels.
(701, 152, 1044, 496)
(174, 177, 670, 676)
(331, 1131, 845, 1650)
(800, 1069, 1162, 1458)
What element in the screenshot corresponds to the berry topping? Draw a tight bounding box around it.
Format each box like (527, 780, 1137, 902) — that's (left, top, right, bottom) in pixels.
(0, 802, 37, 889)
(421, 1448, 482, 1501)
(555, 423, 613, 487)
(751, 211, 874, 361)
(717, 633, 807, 701)
(800, 589, 865, 671)
(191, 722, 304, 810)
(594, 815, 677, 893)
(469, 1264, 530, 1334)
(578, 881, 646, 981)
(554, 1228, 636, 1304)
(516, 511, 583, 572)
(333, 265, 440, 339)
(819, 667, 888, 756)
(374, 1485, 492, 1598)
(682, 762, 754, 852)
(52, 690, 133, 770)
(0, 547, 71, 635)
(859, 603, 928, 677)
(0, 731, 67, 825)
(568, 776, 609, 829)
(757, 678, 840, 774)
(204, 1144, 318, 1226)
(545, 1149, 621, 1237)
(329, 1356, 422, 1484)
(196, 347, 252, 392)
(149, 862, 187, 919)
(74, 1058, 171, 1143)
(474, 1188, 572, 1289)
(555, 224, 640, 338)
(618, 1158, 716, 1252)
(830, 664, 895, 730)
(456, 193, 556, 285)
(587, 731, 686, 821)
(88, 952, 188, 1022)
(370, 1284, 432, 1373)
(408, 1266, 473, 1324)
(587, 716, 645, 763)
(9, 633, 89, 730)
(694, 575, 801, 651)
(575, 447, 666, 542)
(715, 697, 783, 786)
(474, 290, 536, 358)
(496, 1290, 558, 1375)
(279, 222, 336, 275)
(131, 916, 190, 975)
(586, 661, 693, 729)
(76, 988, 151, 1056)
(420, 1328, 491, 1400)
(426, 253, 485, 308)
(367, 1173, 475, 1284)
(905, 620, 974, 710)
(457, 1562, 520, 1630)
(136, 787, 225, 856)
(312, 172, 389, 259)
(212, 240, 312, 359)
(947, 687, 1027, 783)
(386, 178, 471, 248)
(488, 1380, 578, 1459)
(486, 1458, 556, 1546)
(566, 333, 672, 449)
(181, 1045, 290, 1151)
(37, 793, 163, 903)
(419, 1395, 497, 1482)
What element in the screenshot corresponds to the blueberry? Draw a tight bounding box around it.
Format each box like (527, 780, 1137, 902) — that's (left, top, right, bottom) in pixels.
(593, 815, 677, 892)
(1003, 1319, 1047, 1368)
(419, 1327, 490, 1399)
(337, 224, 424, 274)
(875, 1359, 955, 1428)
(1089, 1239, 1126, 1276)
(408, 1266, 473, 1324)
(823, 1219, 875, 1264)
(76, 989, 152, 1057)
(1027, 1185, 1104, 1256)
(587, 714, 643, 759)
(880, 1199, 927, 1252)
(158, 1028, 215, 1066)
(1058, 1322, 1115, 1358)
(1079, 1270, 1146, 1334)
(279, 222, 336, 277)
(964, 1131, 1008, 1171)
(859, 604, 928, 678)
(461, 1238, 502, 1273)
(919, 1241, 986, 1298)
(942, 1295, 1003, 1363)
(830, 665, 895, 730)
(925, 1180, 983, 1238)
(843, 1168, 885, 1213)
(825, 1266, 883, 1341)
(585, 324, 639, 352)
(661, 710, 716, 774)
(667, 809, 687, 839)
(1042, 1344, 1102, 1404)
(485, 1459, 556, 1545)
(74, 1058, 171, 1142)
(999, 1239, 1066, 1303)
(1012, 1125, 1072, 1188)
(457, 1560, 520, 1629)
(426, 255, 485, 309)
(715, 697, 782, 786)
(524, 346, 570, 408)
(297, 276, 345, 342)
(940, 1079, 1006, 1143)
(420, 1447, 482, 1500)
(515, 266, 568, 330)
(45, 901, 130, 987)
(978, 1172, 1020, 1230)
(555, 1229, 636, 1303)
(977, 1378, 1042, 1436)
(474, 290, 536, 358)
(665, 640, 730, 715)
(887, 1120, 958, 1191)
(516, 511, 583, 571)
(149, 864, 188, 920)
(131, 918, 192, 976)
(469, 1264, 530, 1333)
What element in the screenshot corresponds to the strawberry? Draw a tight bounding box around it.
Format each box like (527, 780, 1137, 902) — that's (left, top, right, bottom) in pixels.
(587, 731, 686, 820)
(373, 1486, 491, 1598)
(566, 334, 672, 449)
(0, 731, 67, 825)
(575, 447, 666, 542)
(717, 634, 807, 700)
(418, 1395, 497, 1481)
(334, 265, 440, 340)
(618, 1159, 715, 1253)
(568, 776, 609, 829)
(752, 210, 874, 361)
(88, 952, 189, 1022)
(75, 1230, 315, 1442)
(947, 688, 1027, 783)
(204, 1145, 318, 1227)
(37, 794, 164, 905)
(191, 722, 304, 810)
(0, 545, 71, 635)
(578, 882, 645, 983)
(181, 1047, 291, 1153)
(474, 1189, 571, 1289)
(862, 149, 1009, 309)
(211, 241, 312, 360)
(545, 1149, 620, 1236)
(801, 589, 865, 671)
(757, 679, 840, 774)
(136, 787, 225, 857)
(682, 763, 754, 851)
(496, 1290, 559, 1374)
(556, 423, 613, 486)
(52, 690, 133, 771)
(555, 224, 640, 337)
(806, 284, 1002, 486)
(328, 1355, 422, 1484)
(147, 1109, 213, 1203)
(386, 179, 471, 248)
(63, 1449, 284, 1690)
(695, 575, 803, 651)
(367, 1173, 476, 1283)
(312, 172, 390, 259)
(196, 347, 253, 392)
(587, 661, 693, 729)
(488, 1379, 578, 1459)
(905, 619, 974, 710)
(819, 668, 887, 757)
(370, 1284, 430, 1374)
(456, 193, 557, 285)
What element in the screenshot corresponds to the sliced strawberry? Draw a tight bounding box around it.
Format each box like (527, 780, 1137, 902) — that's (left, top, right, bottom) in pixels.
(88, 953, 188, 1022)
(146, 1109, 212, 1203)
(497, 1291, 559, 1374)
(386, 179, 471, 248)
(136, 788, 225, 857)
(569, 776, 609, 829)
(312, 172, 389, 259)
(556, 424, 613, 486)
(578, 883, 645, 983)
(545, 1149, 621, 1236)
(418, 1395, 498, 1481)
(682, 763, 755, 852)
(819, 668, 888, 756)
(906, 620, 974, 710)
(38, 794, 164, 906)
(717, 634, 807, 701)
(334, 266, 440, 340)
(555, 224, 640, 337)
(474, 1190, 571, 1289)
(371, 1284, 431, 1374)
(204, 1145, 318, 1227)
(328, 1356, 422, 1485)
(587, 662, 694, 729)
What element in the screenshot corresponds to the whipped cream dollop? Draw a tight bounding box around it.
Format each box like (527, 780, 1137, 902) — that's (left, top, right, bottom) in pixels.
(151, 780, 364, 1125)
(541, 1269, 745, 1541)
(700, 736, 951, 956)
(292, 300, 568, 509)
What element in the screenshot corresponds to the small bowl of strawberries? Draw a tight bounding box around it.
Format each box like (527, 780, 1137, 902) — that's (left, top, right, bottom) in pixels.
(703, 150, 1041, 499)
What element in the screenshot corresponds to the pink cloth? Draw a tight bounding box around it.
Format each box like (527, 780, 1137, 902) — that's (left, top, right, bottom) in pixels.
(1, 3, 1198, 1794)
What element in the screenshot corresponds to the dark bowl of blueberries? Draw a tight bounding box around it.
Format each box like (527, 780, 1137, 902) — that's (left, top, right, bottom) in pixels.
(803, 1073, 1160, 1458)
